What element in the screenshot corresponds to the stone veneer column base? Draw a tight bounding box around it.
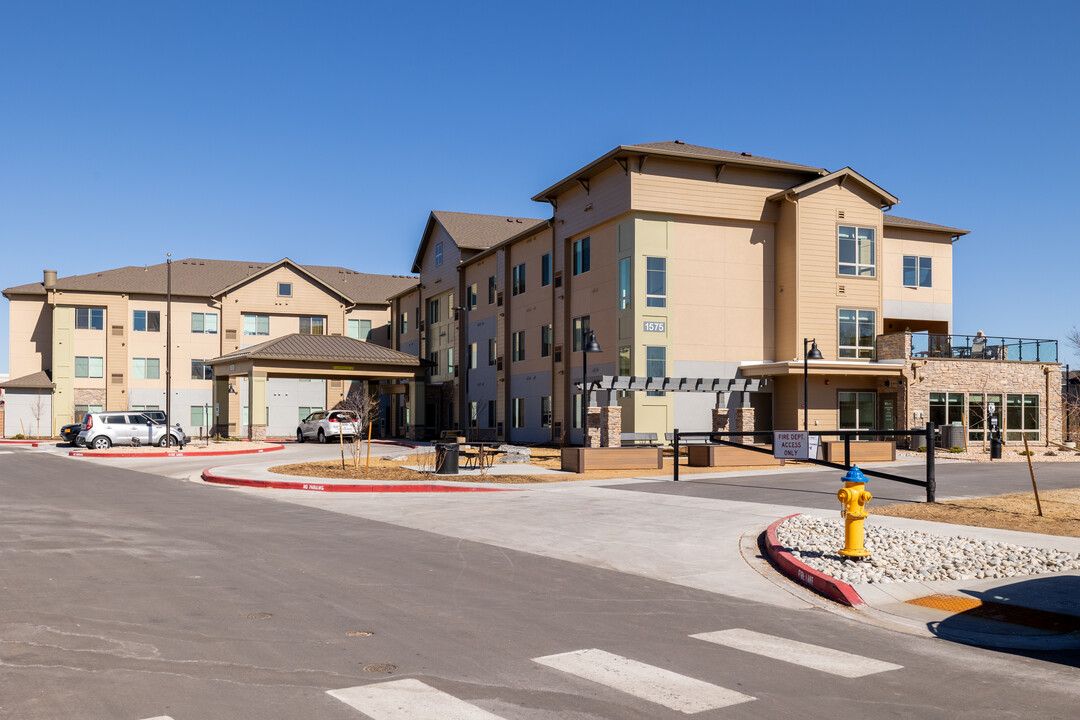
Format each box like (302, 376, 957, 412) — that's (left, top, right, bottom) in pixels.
(735, 407, 755, 434)
(586, 406, 603, 448)
(249, 424, 267, 441)
(600, 406, 622, 447)
(712, 409, 730, 433)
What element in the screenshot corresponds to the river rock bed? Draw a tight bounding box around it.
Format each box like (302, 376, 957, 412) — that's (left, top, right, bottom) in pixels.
(776, 515, 1080, 585)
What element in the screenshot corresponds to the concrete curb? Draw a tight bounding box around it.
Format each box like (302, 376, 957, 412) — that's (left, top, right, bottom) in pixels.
(268, 438, 420, 450)
(0, 440, 45, 447)
(200, 469, 520, 493)
(70, 444, 286, 459)
(763, 513, 866, 607)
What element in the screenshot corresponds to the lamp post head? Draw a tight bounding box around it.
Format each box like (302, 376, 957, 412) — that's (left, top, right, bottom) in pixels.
(806, 339, 824, 360)
(584, 330, 602, 354)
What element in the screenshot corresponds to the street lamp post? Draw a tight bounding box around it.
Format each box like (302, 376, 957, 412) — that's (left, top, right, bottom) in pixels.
(453, 306, 470, 437)
(803, 337, 823, 433)
(581, 329, 601, 444)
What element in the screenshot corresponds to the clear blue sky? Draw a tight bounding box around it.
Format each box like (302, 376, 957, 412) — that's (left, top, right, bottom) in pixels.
(3, 1, 1078, 373)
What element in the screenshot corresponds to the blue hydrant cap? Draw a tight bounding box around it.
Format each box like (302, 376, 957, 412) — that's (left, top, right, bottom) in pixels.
(842, 466, 867, 483)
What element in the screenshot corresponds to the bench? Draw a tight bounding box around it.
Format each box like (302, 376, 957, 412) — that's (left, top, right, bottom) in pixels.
(621, 432, 659, 446)
(665, 433, 710, 445)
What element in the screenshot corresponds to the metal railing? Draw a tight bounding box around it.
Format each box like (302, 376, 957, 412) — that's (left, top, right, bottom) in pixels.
(672, 424, 938, 502)
(909, 332, 1057, 362)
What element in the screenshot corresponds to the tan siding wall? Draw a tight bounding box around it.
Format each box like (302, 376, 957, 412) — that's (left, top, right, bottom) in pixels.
(553, 163, 630, 240)
(774, 200, 798, 361)
(882, 228, 954, 307)
(8, 296, 52, 379)
(507, 229, 555, 375)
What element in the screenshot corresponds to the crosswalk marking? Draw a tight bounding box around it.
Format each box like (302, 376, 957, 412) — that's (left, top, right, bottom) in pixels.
(327, 679, 507, 719)
(139, 716, 174, 719)
(533, 648, 755, 714)
(691, 629, 903, 677)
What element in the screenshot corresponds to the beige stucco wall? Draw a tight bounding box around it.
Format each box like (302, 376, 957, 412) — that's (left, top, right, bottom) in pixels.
(8, 296, 52, 379)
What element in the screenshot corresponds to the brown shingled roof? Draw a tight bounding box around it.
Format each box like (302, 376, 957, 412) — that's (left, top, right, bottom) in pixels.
(2, 258, 417, 305)
(411, 211, 547, 272)
(0, 371, 55, 389)
(205, 334, 424, 367)
(884, 214, 969, 236)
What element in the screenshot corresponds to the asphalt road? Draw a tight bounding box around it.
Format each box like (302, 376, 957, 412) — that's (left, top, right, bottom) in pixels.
(1, 448, 1078, 719)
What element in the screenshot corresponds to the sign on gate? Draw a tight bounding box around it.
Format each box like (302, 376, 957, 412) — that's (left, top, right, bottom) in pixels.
(774, 431, 809, 459)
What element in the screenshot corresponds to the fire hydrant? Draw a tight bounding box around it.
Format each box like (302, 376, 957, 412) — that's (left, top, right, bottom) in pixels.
(837, 466, 872, 559)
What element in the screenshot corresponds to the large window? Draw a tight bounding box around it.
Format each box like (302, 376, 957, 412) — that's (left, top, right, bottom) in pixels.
(573, 237, 591, 275)
(278, 282, 292, 297)
(447, 347, 454, 375)
(572, 394, 582, 428)
(75, 307, 104, 330)
(968, 393, 1003, 442)
(618, 257, 631, 310)
(300, 317, 325, 335)
(541, 325, 552, 358)
(572, 315, 591, 352)
(132, 310, 160, 332)
(74, 404, 103, 422)
(929, 392, 965, 431)
(191, 312, 218, 334)
(838, 309, 875, 359)
(1006, 394, 1040, 441)
(903, 255, 932, 288)
(243, 314, 270, 336)
(646, 346, 666, 396)
(467, 283, 478, 309)
(541, 253, 551, 286)
(512, 330, 525, 362)
(191, 359, 213, 380)
(133, 357, 160, 380)
(512, 398, 525, 428)
(75, 356, 104, 378)
(488, 275, 496, 304)
(540, 396, 552, 428)
(512, 263, 526, 296)
(427, 298, 440, 326)
(838, 225, 876, 277)
(399, 312, 408, 335)
(191, 405, 209, 428)
(646, 257, 667, 308)
(839, 391, 876, 430)
(347, 318, 371, 340)
(488, 337, 497, 366)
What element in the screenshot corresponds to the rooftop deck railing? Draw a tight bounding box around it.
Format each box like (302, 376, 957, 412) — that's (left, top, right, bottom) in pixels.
(908, 332, 1057, 363)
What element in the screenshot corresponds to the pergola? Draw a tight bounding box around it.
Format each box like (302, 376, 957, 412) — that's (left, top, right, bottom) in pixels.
(205, 334, 427, 439)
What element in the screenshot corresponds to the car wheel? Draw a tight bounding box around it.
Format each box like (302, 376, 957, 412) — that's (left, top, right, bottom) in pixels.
(158, 436, 169, 447)
(91, 436, 112, 450)
(296, 429, 305, 443)
(317, 429, 327, 444)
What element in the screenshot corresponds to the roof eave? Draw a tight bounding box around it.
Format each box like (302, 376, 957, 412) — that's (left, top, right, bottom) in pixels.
(458, 219, 553, 269)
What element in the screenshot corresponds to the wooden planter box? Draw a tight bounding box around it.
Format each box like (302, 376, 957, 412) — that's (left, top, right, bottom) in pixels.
(561, 447, 664, 473)
(687, 444, 786, 468)
(824, 440, 896, 464)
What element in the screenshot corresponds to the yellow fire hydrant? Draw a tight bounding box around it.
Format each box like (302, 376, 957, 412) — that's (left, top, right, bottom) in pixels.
(837, 466, 872, 559)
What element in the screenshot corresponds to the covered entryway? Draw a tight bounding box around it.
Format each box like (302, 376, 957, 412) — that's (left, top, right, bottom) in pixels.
(205, 334, 427, 440)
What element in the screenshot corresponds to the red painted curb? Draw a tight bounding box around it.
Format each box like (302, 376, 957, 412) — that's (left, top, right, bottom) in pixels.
(764, 514, 865, 607)
(200, 469, 517, 493)
(70, 444, 286, 459)
(0, 440, 43, 447)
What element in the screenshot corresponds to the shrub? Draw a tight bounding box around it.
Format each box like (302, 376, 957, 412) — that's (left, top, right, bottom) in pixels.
(11, 433, 25, 440)
(916, 445, 927, 453)
(949, 446, 965, 453)
(1018, 450, 1033, 456)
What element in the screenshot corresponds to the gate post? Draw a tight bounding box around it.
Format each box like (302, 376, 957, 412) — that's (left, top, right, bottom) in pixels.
(673, 428, 680, 482)
(925, 422, 936, 502)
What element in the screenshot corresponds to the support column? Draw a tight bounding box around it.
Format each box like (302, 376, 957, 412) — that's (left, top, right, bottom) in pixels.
(586, 405, 602, 448)
(712, 409, 730, 433)
(247, 370, 267, 441)
(600, 405, 622, 447)
(735, 406, 756, 434)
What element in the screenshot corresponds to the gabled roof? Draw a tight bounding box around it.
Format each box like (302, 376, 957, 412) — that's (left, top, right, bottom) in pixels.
(0, 370, 55, 389)
(767, 167, 899, 208)
(884, 214, 968, 237)
(411, 211, 547, 273)
(532, 140, 827, 203)
(2, 259, 416, 305)
(205, 334, 424, 367)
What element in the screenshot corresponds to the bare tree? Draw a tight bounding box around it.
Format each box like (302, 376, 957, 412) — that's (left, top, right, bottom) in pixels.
(29, 390, 45, 438)
(337, 384, 381, 470)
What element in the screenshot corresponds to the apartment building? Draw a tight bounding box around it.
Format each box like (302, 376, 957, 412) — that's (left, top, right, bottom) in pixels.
(390, 141, 1061, 446)
(2, 259, 415, 438)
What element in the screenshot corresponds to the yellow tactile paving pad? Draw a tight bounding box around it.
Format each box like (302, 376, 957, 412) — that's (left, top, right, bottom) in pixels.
(906, 594, 1080, 632)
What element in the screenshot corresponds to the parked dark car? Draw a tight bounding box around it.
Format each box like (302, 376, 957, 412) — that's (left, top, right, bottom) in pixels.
(60, 423, 82, 445)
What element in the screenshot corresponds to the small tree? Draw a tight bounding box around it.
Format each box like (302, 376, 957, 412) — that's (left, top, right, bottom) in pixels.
(337, 384, 381, 469)
(29, 390, 46, 438)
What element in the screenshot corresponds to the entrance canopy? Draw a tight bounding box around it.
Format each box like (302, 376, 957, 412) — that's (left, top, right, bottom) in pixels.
(206, 334, 426, 381)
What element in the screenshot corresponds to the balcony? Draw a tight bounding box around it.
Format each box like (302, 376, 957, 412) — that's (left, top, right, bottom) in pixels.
(877, 331, 1058, 363)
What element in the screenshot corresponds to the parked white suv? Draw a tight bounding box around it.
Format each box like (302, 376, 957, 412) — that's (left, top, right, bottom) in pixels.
(296, 410, 359, 443)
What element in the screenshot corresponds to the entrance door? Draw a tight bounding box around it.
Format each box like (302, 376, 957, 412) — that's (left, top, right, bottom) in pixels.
(879, 393, 896, 431)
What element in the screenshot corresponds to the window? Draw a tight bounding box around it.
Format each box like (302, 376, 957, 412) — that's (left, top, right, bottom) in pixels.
(243, 314, 270, 336)
(618, 346, 631, 376)
(300, 316, 325, 335)
(399, 312, 408, 335)
(646, 257, 667, 308)
(278, 282, 292, 297)
(298, 406, 323, 423)
(427, 298, 440, 326)
(74, 404, 103, 422)
(191, 405, 208, 427)
(968, 393, 1003, 442)
(839, 391, 876, 430)
(467, 283, 478, 309)
(348, 318, 372, 340)
(429, 351, 439, 375)
(191, 312, 218, 334)
(448, 347, 455, 375)
(540, 396, 552, 428)
(541, 325, 552, 358)
(487, 400, 496, 428)
(468, 342, 477, 369)
(838, 225, 876, 277)
(929, 392, 965, 431)
(434, 242, 443, 266)
(572, 316, 591, 352)
(573, 237, 591, 275)
(903, 256, 932, 288)
(469, 401, 478, 425)
(75, 307, 104, 330)
(133, 357, 160, 380)
(132, 310, 160, 332)
(512, 263, 526, 296)
(646, 346, 667, 396)
(190, 359, 213, 380)
(488, 276, 496, 304)
(488, 337, 497, 366)
(75, 356, 104, 378)
(1006, 394, 1040, 441)
(838, 309, 875, 359)
(512, 398, 525, 428)
(512, 330, 525, 362)
(541, 253, 551, 286)
(618, 257, 631, 310)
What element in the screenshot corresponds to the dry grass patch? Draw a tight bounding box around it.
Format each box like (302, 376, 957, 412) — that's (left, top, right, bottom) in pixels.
(871, 488, 1080, 538)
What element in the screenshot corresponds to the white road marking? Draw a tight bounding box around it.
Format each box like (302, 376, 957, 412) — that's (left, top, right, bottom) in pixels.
(0, 451, 13, 454)
(533, 648, 755, 713)
(139, 716, 175, 719)
(691, 628, 904, 677)
(327, 679, 506, 719)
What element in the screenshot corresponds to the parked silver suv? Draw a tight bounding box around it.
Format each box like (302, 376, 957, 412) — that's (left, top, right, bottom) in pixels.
(296, 410, 359, 443)
(76, 412, 188, 449)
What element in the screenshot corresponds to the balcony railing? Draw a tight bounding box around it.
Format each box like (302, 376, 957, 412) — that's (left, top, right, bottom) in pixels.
(908, 332, 1057, 362)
